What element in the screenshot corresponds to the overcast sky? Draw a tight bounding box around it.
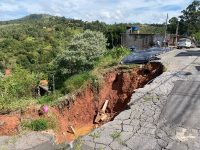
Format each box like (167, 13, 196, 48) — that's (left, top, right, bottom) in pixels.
(0, 0, 193, 24)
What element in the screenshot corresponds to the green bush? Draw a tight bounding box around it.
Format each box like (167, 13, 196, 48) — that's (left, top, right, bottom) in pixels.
(0, 67, 39, 111)
(106, 47, 130, 59)
(0, 98, 36, 112)
(37, 92, 62, 105)
(24, 118, 48, 131)
(194, 32, 200, 42)
(0, 67, 38, 99)
(95, 47, 130, 68)
(37, 95, 54, 105)
(23, 117, 56, 131)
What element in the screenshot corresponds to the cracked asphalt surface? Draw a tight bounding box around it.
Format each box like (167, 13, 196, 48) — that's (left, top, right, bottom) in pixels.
(80, 48, 200, 150)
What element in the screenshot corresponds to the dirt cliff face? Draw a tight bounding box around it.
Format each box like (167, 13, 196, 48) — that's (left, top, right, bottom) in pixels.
(52, 62, 163, 143)
(0, 62, 163, 143)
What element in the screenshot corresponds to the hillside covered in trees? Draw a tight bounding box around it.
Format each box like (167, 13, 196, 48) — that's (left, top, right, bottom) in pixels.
(0, 14, 165, 73)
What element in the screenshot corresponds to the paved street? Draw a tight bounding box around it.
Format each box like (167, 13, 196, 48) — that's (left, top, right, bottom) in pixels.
(81, 48, 200, 150)
(0, 132, 56, 150)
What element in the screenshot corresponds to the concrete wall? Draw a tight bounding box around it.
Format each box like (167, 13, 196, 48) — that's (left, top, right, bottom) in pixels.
(121, 33, 164, 50)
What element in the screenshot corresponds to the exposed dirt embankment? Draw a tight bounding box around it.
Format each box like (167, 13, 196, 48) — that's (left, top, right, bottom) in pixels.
(52, 62, 163, 143)
(0, 62, 163, 143)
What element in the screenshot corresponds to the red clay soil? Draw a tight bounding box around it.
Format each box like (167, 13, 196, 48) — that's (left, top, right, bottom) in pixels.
(0, 115, 20, 135)
(52, 62, 163, 143)
(0, 62, 163, 143)
(0, 106, 39, 136)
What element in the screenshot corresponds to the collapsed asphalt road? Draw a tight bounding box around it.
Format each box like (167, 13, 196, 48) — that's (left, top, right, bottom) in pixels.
(80, 48, 200, 150)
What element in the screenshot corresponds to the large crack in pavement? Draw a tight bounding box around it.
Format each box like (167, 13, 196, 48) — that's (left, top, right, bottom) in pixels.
(81, 70, 200, 150)
(77, 49, 200, 150)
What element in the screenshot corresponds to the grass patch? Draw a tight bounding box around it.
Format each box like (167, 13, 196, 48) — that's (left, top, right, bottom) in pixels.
(89, 131, 100, 139)
(0, 97, 36, 113)
(23, 118, 48, 131)
(73, 138, 83, 150)
(163, 66, 167, 72)
(37, 92, 62, 105)
(143, 95, 155, 101)
(143, 95, 151, 101)
(110, 131, 120, 140)
(95, 47, 130, 69)
(91, 47, 131, 80)
(37, 96, 54, 105)
(62, 72, 92, 93)
(0, 92, 62, 112)
(22, 117, 56, 131)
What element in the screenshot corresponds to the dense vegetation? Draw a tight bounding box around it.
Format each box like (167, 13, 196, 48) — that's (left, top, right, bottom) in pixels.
(0, 15, 82, 74)
(0, 18, 132, 111)
(0, 14, 165, 75)
(0, 67, 38, 111)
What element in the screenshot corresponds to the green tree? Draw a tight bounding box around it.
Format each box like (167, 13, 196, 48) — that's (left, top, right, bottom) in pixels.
(179, 0, 200, 35)
(193, 32, 200, 41)
(168, 17, 178, 34)
(56, 30, 107, 75)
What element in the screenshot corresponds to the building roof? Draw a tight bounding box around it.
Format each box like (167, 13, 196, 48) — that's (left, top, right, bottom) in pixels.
(39, 85, 49, 92)
(39, 80, 48, 86)
(121, 33, 155, 35)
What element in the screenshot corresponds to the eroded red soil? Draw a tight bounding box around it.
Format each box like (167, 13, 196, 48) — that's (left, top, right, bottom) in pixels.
(0, 62, 163, 143)
(0, 115, 20, 135)
(52, 62, 163, 143)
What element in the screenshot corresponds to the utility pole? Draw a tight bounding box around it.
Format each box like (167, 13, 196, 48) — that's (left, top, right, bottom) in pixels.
(175, 20, 179, 46)
(111, 32, 114, 48)
(164, 13, 169, 47)
(52, 74, 55, 93)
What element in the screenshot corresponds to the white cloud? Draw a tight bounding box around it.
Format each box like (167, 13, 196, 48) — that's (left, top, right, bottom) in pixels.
(0, 0, 192, 23)
(100, 11, 112, 19)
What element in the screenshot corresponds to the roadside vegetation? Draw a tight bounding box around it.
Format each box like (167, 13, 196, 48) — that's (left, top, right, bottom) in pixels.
(0, 27, 130, 112)
(0, 67, 38, 111)
(22, 117, 56, 131)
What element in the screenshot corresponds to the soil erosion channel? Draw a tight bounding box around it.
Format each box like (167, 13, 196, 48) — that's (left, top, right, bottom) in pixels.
(0, 62, 163, 143)
(52, 62, 163, 143)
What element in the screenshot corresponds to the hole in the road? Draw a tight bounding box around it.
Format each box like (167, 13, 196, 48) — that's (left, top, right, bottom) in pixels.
(53, 62, 164, 143)
(177, 71, 192, 75)
(142, 69, 151, 76)
(195, 66, 200, 71)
